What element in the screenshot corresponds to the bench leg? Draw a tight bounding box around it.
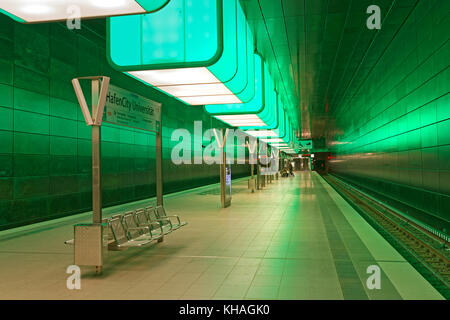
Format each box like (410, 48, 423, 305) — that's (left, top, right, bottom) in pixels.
(158, 236, 164, 243)
(95, 266, 103, 274)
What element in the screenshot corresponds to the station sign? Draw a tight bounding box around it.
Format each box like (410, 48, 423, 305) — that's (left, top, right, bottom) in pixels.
(298, 139, 313, 150)
(225, 165, 232, 197)
(103, 84, 161, 132)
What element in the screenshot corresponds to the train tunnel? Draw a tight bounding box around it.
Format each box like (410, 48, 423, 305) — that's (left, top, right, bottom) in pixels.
(0, 0, 448, 304)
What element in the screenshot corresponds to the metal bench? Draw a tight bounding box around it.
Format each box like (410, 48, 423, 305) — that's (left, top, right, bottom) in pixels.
(108, 215, 157, 250)
(156, 205, 187, 230)
(136, 208, 172, 236)
(64, 205, 187, 249)
(121, 211, 163, 242)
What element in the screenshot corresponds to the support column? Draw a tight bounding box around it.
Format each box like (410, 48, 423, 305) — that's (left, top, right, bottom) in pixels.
(91, 79, 102, 224)
(220, 132, 226, 207)
(156, 123, 163, 207)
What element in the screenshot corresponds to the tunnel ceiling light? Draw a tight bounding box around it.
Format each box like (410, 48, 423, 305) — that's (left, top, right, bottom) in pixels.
(206, 54, 279, 129)
(241, 92, 288, 142)
(0, 0, 170, 23)
(242, 100, 290, 145)
(245, 130, 279, 138)
(261, 138, 284, 143)
(270, 143, 288, 147)
(109, 0, 255, 106)
(214, 115, 266, 127)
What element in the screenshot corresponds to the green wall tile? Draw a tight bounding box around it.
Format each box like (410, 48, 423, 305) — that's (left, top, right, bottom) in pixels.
(14, 109, 49, 134)
(0, 83, 13, 107)
(14, 88, 49, 114)
(49, 97, 78, 120)
(0, 59, 13, 85)
(50, 136, 77, 156)
(0, 106, 12, 130)
(50, 117, 77, 138)
(0, 131, 13, 154)
(14, 132, 49, 155)
(14, 154, 49, 177)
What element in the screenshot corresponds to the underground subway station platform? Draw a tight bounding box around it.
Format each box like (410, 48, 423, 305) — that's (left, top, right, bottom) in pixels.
(0, 0, 448, 314)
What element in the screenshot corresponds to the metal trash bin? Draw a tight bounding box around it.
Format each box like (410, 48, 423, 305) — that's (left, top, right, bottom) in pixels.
(74, 223, 108, 272)
(248, 178, 256, 193)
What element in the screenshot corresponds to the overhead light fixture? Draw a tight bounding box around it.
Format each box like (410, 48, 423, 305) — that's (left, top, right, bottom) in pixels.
(245, 130, 279, 138)
(270, 143, 288, 147)
(207, 53, 278, 127)
(242, 96, 292, 146)
(214, 115, 266, 127)
(0, 0, 170, 23)
(108, 0, 256, 105)
(261, 138, 284, 143)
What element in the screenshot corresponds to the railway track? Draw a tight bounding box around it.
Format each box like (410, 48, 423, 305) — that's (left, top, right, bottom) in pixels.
(323, 174, 450, 299)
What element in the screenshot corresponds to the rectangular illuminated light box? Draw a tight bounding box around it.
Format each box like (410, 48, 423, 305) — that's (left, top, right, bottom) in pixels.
(261, 138, 284, 143)
(108, 0, 256, 105)
(245, 130, 279, 138)
(0, 0, 170, 23)
(270, 143, 288, 147)
(207, 54, 278, 129)
(244, 100, 289, 143)
(214, 115, 266, 127)
(244, 94, 287, 141)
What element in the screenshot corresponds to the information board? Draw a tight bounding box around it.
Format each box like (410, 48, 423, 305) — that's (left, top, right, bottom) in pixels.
(224, 163, 232, 207)
(103, 84, 161, 132)
(298, 139, 313, 151)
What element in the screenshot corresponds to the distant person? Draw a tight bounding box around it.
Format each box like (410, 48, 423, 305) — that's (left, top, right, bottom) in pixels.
(289, 162, 294, 177)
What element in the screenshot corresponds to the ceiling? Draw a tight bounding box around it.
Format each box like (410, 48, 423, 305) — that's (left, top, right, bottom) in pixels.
(81, 0, 419, 146)
(241, 0, 418, 143)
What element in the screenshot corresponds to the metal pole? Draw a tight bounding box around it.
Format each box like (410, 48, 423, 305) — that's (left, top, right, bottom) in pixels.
(91, 79, 102, 224)
(257, 139, 262, 190)
(156, 123, 163, 207)
(220, 129, 226, 208)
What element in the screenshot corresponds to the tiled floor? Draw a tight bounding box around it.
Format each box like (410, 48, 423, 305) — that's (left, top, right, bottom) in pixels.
(0, 171, 444, 300)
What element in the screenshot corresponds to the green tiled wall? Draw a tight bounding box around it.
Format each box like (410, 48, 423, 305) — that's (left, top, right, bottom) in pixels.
(0, 17, 250, 230)
(330, 0, 449, 232)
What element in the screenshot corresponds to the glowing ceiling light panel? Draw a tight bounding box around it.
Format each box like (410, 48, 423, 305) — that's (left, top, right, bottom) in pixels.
(206, 54, 279, 129)
(108, 0, 256, 105)
(0, 0, 170, 23)
(270, 143, 288, 147)
(245, 130, 279, 138)
(214, 115, 266, 127)
(261, 138, 284, 143)
(242, 98, 290, 144)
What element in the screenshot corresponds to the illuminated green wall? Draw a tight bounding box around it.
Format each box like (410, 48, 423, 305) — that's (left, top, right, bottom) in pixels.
(0, 17, 250, 230)
(329, 0, 449, 231)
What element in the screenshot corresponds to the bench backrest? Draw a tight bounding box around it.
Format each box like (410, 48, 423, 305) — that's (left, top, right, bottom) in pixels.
(102, 218, 114, 240)
(156, 205, 166, 219)
(109, 217, 128, 245)
(123, 211, 141, 239)
(156, 206, 172, 227)
(145, 206, 158, 222)
(135, 208, 148, 225)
